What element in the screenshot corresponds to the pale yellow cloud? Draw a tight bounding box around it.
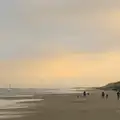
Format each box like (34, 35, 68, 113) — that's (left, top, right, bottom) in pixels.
(40, 51, 120, 80)
(0, 51, 120, 87)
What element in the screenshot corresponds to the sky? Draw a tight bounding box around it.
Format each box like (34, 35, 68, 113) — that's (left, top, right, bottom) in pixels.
(0, 0, 120, 88)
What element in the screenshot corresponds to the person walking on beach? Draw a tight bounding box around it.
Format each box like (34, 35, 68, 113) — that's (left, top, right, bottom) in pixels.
(87, 92, 90, 96)
(77, 95, 79, 98)
(83, 91, 86, 97)
(101, 92, 105, 99)
(117, 91, 120, 100)
(106, 94, 108, 99)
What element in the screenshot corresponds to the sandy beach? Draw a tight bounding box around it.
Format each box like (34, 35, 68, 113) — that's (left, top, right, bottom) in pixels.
(2, 90, 119, 120)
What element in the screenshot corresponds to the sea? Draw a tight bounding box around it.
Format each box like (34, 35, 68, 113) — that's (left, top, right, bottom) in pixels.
(0, 88, 90, 119)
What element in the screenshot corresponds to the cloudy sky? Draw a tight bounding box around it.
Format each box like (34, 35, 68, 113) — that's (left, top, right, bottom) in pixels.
(0, 0, 120, 88)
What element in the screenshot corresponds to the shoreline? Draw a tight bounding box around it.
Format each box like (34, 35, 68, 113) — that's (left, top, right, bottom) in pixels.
(0, 90, 119, 120)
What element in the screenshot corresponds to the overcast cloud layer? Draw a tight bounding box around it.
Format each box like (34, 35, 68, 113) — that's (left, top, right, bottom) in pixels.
(0, 0, 120, 87)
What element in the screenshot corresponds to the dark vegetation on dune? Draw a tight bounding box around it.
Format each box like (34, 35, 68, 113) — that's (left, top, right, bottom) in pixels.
(98, 81, 120, 91)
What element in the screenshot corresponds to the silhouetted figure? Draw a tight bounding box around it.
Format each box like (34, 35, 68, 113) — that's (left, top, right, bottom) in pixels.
(87, 93, 90, 96)
(106, 94, 108, 99)
(117, 91, 120, 100)
(101, 92, 105, 99)
(77, 95, 79, 98)
(83, 91, 86, 97)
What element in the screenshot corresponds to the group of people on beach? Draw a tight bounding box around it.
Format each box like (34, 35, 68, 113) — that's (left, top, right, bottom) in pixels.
(77, 90, 120, 100)
(83, 91, 90, 97)
(101, 92, 108, 99)
(77, 91, 90, 98)
(101, 91, 120, 100)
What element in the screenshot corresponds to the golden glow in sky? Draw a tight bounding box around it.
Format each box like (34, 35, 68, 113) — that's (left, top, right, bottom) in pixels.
(1, 51, 120, 87)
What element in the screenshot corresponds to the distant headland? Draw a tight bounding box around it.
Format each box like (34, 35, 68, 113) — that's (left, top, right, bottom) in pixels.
(97, 81, 120, 91)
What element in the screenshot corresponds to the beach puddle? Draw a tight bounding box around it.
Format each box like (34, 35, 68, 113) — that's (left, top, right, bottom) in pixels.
(0, 114, 23, 119)
(0, 98, 43, 119)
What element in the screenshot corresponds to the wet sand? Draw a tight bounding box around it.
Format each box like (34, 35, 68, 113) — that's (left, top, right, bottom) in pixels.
(6, 90, 120, 120)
